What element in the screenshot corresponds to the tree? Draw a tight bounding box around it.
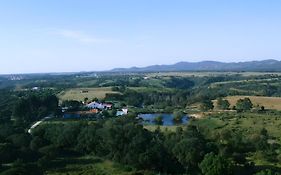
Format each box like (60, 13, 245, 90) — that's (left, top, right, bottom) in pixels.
(99, 117, 156, 169)
(84, 97, 89, 103)
(0, 143, 16, 164)
(255, 169, 281, 175)
(201, 99, 214, 111)
(30, 136, 46, 151)
(61, 100, 82, 111)
(76, 124, 102, 154)
(102, 110, 110, 118)
(253, 128, 269, 151)
(154, 115, 163, 125)
(13, 94, 59, 122)
(165, 77, 195, 89)
(173, 111, 184, 122)
(199, 152, 233, 175)
(217, 98, 230, 110)
(173, 138, 205, 171)
(1, 159, 30, 175)
(236, 98, 253, 112)
(13, 98, 32, 122)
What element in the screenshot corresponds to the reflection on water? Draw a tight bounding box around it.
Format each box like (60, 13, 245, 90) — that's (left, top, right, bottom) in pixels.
(138, 113, 189, 126)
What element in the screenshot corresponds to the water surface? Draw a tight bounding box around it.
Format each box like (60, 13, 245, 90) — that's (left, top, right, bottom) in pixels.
(138, 113, 189, 126)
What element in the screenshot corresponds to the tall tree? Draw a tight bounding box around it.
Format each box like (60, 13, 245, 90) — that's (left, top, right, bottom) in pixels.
(236, 98, 253, 112)
(217, 98, 230, 110)
(199, 152, 233, 175)
(201, 99, 214, 111)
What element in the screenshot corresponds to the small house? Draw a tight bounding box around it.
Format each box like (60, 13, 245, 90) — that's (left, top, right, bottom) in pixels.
(87, 101, 104, 109)
(116, 108, 128, 116)
(87, 101, 112, 110)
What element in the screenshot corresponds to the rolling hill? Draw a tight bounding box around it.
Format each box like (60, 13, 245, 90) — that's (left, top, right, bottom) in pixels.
(111, 59, 281, 72)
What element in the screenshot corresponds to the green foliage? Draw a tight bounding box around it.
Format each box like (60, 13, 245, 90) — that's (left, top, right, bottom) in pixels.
(201, 99, 214, 111)
(199, 152, 233, 175)
(172, 135, 206, 171)
(0, 90, 17, 122)
(173, 110, 184, 122)
(165, 77, 195, 89)
(255, 169, 281, 175)
(61, 100, 82, 111)
(153, 115, 163, 125)
(13, 94, 58, 122)
(217, 98, 230, 110)
(171, 126, 206, 173)
(236, 98, 253, 112)
(0, 143, 16, 164)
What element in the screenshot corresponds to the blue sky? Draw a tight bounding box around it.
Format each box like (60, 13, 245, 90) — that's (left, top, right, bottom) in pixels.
(1, 0, 281, 74)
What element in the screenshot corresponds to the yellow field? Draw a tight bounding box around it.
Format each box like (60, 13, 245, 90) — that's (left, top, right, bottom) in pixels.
(224, 96, 281, 110)
(58, 87, 120, 101)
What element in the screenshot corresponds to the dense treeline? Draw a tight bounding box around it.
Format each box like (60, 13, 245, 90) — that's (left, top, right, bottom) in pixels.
(0, 89, 59, 123)
(10, 117, 220, 174)
(0, 91, 60, 174)
(0, 90, 17, 122)
(1, 115, 279, 174)
(106, 88, 192, 108)
(13, 94, 59, 123)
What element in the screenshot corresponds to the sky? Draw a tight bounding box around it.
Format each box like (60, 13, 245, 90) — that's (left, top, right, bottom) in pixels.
(1, 0, 281, 74)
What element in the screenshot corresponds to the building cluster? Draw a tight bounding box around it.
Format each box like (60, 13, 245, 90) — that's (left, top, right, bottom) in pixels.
(63, 101, 128, 119)
(87, 101, 128, 116)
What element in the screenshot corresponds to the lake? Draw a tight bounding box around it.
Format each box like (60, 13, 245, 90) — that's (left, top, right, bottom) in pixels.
(138, 113, 189, 126)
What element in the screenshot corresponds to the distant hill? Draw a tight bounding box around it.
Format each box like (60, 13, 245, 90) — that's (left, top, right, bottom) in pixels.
(111, 59, 281, 72)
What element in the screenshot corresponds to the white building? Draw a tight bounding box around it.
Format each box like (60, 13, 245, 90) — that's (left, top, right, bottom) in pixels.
(116, 108, 128, 116)
(87, 102, 112, 110)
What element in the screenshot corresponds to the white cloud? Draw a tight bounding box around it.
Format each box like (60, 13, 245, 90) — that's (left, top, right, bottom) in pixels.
(56, 29, 110, 44)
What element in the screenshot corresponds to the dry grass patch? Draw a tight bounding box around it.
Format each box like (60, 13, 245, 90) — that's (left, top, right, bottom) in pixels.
(224, 96, 281, 110)
(58, 87, 120, 101)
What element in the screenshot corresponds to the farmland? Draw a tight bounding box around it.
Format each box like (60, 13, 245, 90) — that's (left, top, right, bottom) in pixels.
(224, 96, 281, 110)
(58, 87, 120, 101)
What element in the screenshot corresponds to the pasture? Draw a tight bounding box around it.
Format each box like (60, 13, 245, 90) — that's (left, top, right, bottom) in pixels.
(191, 112, 281, 143)
(58, 87, 120, 101)
(46, 156, 139, 175)
(225, 96, 281, 110)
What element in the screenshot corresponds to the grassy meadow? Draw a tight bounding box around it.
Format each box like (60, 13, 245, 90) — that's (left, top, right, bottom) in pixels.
(58, 87, 120, 101)
(45, 156, 148, 175)
(191, 112, 281, 139)
(190, 112, 281, 168)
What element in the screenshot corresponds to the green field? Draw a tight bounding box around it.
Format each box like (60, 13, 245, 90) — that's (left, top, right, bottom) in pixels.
(191, 112, 281, 146)
(189, 111, 281, 169)
(46, 156, 149, 175)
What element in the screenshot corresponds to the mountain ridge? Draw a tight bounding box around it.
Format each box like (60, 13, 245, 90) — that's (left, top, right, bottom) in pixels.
(111, 59, 281, 72)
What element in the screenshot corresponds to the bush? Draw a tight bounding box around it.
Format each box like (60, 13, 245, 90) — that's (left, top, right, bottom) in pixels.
(199, 152, 233, 175)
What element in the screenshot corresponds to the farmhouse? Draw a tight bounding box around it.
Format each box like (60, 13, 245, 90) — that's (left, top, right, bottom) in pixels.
(116, 108, 128, 116)
(87, 101, 112, 110)
(103, 103, 113, 109)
